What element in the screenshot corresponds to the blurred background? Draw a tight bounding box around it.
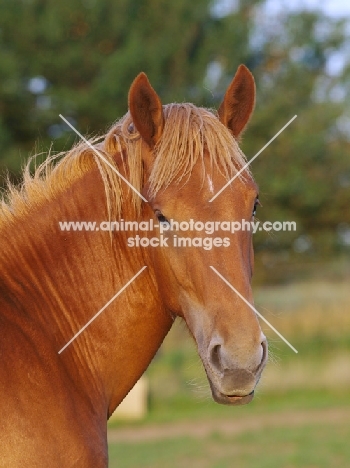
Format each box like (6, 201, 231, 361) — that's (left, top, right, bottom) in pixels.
(1, 0, 349, 466)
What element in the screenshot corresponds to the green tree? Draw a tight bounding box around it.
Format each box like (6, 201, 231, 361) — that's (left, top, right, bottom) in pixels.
(0, 0, 261, 173)
(238, 10, 350, 257)
(0, 0, 349, 261)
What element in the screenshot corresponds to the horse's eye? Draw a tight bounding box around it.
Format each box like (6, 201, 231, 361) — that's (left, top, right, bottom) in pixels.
(252, 197, 260, 217)
(155, 210, 169, 224)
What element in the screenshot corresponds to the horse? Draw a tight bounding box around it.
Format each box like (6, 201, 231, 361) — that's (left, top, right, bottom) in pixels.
(0, 64, 267, 466)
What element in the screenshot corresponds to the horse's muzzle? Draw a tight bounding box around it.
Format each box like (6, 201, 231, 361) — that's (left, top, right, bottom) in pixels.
(205, 337, 268, 405)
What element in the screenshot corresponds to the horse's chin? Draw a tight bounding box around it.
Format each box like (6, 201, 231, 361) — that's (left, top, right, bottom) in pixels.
(211, 388, 255, 406)
(207, 377, 255, 406)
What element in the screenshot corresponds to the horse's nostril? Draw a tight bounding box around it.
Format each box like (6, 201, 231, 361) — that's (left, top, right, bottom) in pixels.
(260, 338, 268, 367)
(209, 343, 222, 372)
(209, 338, 268, 375)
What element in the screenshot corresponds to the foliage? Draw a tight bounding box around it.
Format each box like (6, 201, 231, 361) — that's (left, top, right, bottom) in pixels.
(0, 0, 349, 257)
(0, 0, 259, 159)
(243, 10, 350, 256)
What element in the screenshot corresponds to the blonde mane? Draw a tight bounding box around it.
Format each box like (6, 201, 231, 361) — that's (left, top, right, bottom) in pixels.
(0, 104, 250, 224)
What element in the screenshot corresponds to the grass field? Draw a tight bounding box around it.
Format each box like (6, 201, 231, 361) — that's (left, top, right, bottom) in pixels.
(108, 389, 350, 467)
(108, 276, 350, 467)
(109, 422, 350, 468)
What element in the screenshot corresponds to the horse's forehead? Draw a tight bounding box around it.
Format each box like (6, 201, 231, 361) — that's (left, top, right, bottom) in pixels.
(207, 169, 257, 193)
(152, 176, 257, 217)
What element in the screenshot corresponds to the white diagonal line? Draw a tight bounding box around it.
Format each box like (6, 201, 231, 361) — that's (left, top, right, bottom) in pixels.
(209, 115, 297, 202)
(59, 114, 148, 202)
(58, 266, 147, 354)
(210, 266, 298, 353)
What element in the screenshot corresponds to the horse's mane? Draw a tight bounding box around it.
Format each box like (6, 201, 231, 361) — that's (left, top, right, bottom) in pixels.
(0, 104, 250, 223)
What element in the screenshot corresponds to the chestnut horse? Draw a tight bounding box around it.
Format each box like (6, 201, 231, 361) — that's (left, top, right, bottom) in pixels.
(0, 65, 267, 466)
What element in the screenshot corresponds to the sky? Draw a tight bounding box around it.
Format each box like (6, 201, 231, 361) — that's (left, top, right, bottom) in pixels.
(212, 0, 350, 77)
(212, 0, 350, 18)
(264, 0, 350, 17)
(262, 0, 350, 77)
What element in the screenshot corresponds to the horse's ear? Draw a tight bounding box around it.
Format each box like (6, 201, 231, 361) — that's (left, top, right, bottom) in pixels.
(128, 72, 164, 148)
(218, 64, 255, 139)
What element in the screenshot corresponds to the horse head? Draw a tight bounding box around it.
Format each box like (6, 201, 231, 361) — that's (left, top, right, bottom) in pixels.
(128, 65, 267, 405)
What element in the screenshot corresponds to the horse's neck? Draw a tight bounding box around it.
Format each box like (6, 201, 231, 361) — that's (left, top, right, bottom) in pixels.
(0, 166, 173, 415)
